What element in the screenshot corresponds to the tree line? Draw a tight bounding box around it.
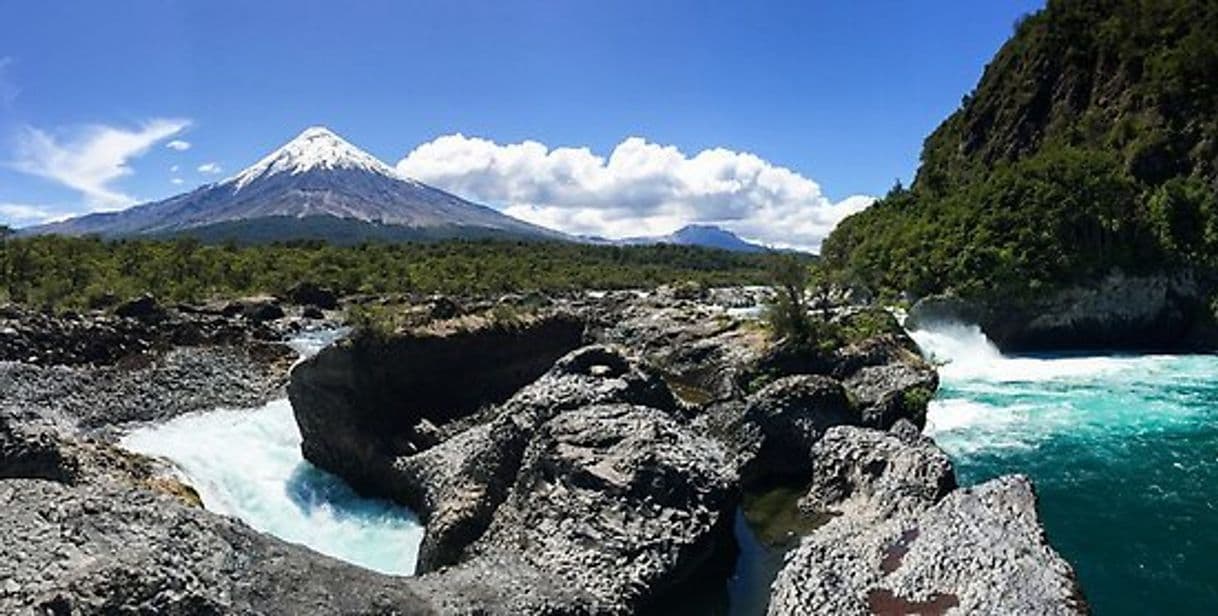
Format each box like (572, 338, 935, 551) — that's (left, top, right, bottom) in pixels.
(0, 234, 786, 310)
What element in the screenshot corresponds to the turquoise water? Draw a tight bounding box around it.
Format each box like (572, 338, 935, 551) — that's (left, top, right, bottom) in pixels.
(912, 323, 1218, 614)
(121, 330, 425, 576)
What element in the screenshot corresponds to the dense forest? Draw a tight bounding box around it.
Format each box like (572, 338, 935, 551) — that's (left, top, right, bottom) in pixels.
(823, 0, 1218, 300)
(0, 233, 781, 310)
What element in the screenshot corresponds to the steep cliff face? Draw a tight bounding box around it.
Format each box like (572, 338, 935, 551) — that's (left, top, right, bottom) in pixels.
(824, 0, 1218, 349)
(908, 269, 1218, 351)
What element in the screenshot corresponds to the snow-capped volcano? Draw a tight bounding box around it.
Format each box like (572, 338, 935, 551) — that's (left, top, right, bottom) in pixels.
(229, 126, 404, 190)
(26, 126, 563, 242)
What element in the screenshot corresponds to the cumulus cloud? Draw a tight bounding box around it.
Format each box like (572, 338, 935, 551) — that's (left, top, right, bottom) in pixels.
(170, 177, 184, 185)
(197, 162, 222, 174)
(10, 118, 191, 209)
(397, 134, 873, 251)
(165, 139, 191, 151)
(0, 202, 53, 223)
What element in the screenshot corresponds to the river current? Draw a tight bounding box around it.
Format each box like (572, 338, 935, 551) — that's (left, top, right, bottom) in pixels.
(121, 330, 424, 576)
(911, 322, 1218, 614)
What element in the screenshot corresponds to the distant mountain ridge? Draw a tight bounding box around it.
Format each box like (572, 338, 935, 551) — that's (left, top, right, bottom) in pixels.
(25, 127, 564, 242)
(583, 224, 770, 253)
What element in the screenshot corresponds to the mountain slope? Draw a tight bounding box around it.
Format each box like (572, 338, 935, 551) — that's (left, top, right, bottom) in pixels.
(824, 0, 1218, 299)
(27, 127, 563, 242)
(582, 224, 769, 253)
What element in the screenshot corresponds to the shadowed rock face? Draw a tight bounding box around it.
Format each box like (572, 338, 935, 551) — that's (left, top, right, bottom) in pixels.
(287, 313, 586, 496)
(292, 340, 737, 613)
(739, 375, 855, 481)
(907, 270, 1218, 352)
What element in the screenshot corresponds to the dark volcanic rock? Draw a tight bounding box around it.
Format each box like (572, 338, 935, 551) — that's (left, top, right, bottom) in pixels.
(1, 345, 293, 430)
(0, 407, 77, 483)
(292, 338, 737, 613)
(346, 344, 683, 573)
(288, 312, 586, 496)
(770, 475, 1087, 615)
(0, 305, 287, 367)
(433, 403, 735, 614)
(798, 425, 956, 519)
(590, 294, 770, 403)
(225, 296, 286, 322)
(767, 425, 1082, 615)
(0, 478, 440, 615)
(842, 361, 938, 431)
(285, 281, 339, 310)
(740, 375, 855, 480)
(907, 269, 1218, 352)
(113, 293, 163, 320)
(394, 415, 528, 572)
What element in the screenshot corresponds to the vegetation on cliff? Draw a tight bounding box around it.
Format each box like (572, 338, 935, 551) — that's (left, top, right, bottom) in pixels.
(823, 0, 1218, 300)
(0, 235, 783, 310)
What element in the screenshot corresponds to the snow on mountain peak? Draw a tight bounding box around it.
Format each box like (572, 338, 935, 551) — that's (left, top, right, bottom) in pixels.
(229, 126, 405, 190)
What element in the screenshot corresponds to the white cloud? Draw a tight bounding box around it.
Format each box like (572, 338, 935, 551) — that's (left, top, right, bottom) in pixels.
(397, 134, 873, 251)
(165, 139, 191, 151)
(170, 177, 184, 185)
(170, 164, 180, 173)
(10, 118, 191, 209)
(0, 202, 54, 224)
(197, 162, 222, 174)
(0, 57, 19, 106)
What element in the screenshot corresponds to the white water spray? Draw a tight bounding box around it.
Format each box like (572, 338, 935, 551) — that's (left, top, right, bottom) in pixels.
(121, 329, 423, 576)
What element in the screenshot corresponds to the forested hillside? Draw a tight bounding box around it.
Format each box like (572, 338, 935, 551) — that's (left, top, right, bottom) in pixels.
(823, 0, 1218, 300)
(0, 235, 780, 309)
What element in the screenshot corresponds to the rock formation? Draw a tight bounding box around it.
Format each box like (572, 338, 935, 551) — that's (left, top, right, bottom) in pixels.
(0, 290, 1088, 614)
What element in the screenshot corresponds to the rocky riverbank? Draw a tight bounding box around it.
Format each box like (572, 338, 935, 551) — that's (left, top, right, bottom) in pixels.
(906, 269, 1218, 352)
(1, 288, 1087, 614)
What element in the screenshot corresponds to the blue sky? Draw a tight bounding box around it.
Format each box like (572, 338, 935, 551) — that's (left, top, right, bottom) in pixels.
(0, 0, 1043, 245)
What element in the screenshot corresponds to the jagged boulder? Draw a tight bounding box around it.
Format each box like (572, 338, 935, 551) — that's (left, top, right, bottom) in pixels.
(770, 476, 1087, 615)
(223, 296, 286, 322)
(841, 361, 938, 431)
(0, 478, 441, 615)
(287, 313, 586, 495)
(432, 403, 736, 614)
(591, 296, 769, 403)
(351, 344, 682, 573)
(114, 294, 164, 320)
(798, 425, 956, 519)
(284, 281, 338, 310)
(740, 374, 855, 480)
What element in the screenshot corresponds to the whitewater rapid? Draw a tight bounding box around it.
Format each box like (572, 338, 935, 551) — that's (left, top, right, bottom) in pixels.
(908, 320, 1218, 613)
(121, 329, 423, 576)
(908, 322, 1201, 453)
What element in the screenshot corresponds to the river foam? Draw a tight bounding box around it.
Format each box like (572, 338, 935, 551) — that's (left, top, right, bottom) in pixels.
(909, 319, 1218, 613)
(121, 330, 423, 576)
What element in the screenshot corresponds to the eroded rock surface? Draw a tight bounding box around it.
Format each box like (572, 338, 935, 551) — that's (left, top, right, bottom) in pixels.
(769, 425, 1084, 615)
(0, 289, 1088, 615)
(0, 478, 439, 615)
(431, 403, 735, 614)
(288, 312, 586, 495)
(907, 269, 1218, 352)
